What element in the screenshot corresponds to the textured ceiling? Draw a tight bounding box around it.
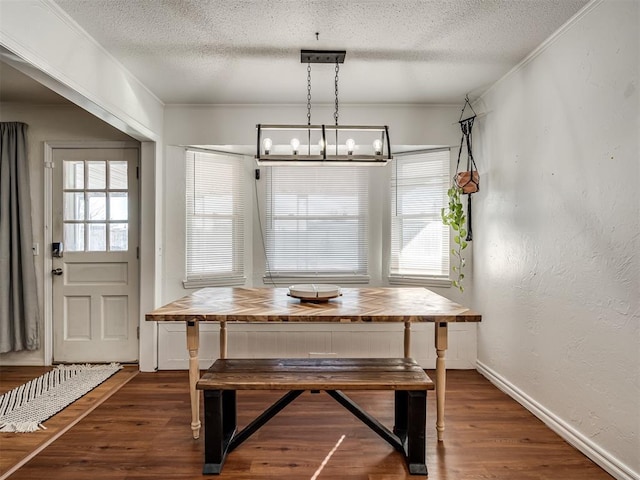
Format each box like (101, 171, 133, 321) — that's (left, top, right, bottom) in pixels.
(3, 0, 590, 105)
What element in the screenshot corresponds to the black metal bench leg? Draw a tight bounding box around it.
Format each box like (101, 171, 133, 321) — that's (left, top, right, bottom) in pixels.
(406, 390, 427, 475)
(394, 390, 408, 445)
(222, 390, 237, 443)
(203, 390, 236, 475)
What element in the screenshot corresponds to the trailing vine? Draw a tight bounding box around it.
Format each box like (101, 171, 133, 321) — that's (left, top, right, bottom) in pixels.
(441, 186, 468, 292)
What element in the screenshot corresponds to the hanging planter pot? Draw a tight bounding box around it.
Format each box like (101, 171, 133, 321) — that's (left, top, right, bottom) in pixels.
(455, 170, 480, 194)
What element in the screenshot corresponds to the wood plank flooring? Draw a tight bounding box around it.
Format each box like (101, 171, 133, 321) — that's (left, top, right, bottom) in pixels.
(0, 366, 138, 480)
(0, 369, 612, 479)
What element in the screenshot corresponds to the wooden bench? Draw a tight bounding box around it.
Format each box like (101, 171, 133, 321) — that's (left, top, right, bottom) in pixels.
(196, 358, 435, 475)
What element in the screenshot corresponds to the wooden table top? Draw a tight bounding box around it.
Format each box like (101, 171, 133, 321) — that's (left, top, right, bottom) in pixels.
(145, 287, 481, 323)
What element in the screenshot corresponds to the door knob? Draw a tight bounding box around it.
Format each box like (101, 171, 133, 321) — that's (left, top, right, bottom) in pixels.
(51, 268, 63, 276)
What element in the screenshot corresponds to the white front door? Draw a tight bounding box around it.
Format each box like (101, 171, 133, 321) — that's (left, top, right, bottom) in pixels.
(51, 148, 139, 363)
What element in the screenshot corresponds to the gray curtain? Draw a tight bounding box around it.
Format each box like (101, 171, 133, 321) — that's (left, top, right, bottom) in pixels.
(0, 122, 40, 353)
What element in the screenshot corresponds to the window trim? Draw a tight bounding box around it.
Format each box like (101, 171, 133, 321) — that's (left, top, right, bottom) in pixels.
(388, 274, 451, 288)
(261, 273, 371, 285)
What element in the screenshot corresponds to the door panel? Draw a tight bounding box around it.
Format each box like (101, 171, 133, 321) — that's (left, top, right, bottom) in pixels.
(52, 148, 139, 363)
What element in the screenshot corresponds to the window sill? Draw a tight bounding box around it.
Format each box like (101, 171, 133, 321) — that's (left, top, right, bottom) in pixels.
(183, 276, 246, 289)
(262, 274, 371, 286)
(388, 275, 452, 288)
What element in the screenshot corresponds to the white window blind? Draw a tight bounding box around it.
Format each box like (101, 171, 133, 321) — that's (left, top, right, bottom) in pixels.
(265, 166, 369, 280)
(185, 150, 245, 286)
(390, 149, 450, 282)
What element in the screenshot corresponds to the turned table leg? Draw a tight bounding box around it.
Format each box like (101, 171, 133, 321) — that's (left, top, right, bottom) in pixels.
(435, 322, 448, 442)
(219, 321, 227, 359)
(187, 320, 201, 439)
(404, 321, 411, 358)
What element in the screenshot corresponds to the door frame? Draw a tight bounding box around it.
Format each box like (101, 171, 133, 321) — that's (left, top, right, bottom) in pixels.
(43, 141, 141, 365)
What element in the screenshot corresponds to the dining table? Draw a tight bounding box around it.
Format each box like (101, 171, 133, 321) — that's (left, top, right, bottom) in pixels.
(145, 286, 481, 441)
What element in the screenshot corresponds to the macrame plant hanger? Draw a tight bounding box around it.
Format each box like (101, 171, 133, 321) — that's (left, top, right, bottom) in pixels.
(454, 95, 480, 241)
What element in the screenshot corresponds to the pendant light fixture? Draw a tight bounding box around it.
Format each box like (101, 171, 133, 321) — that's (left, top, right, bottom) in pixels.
(256, 50, 391, 166)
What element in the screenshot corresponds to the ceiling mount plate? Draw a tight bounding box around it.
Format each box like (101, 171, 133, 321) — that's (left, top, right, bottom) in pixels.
(301, 50, 346, 64)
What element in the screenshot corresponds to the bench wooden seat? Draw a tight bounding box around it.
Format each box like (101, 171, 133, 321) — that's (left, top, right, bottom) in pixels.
(196, 358, 434, 475)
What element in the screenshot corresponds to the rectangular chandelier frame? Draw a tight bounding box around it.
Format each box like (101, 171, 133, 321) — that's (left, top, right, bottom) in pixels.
(255, 124, 391, 166)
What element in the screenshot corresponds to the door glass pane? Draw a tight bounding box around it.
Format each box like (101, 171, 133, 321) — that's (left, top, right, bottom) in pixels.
(64, 223, 85, 251)
(87, 161, 106, 189)
(109, 161, 128, 189)
(109, 192, 128, 220)
(64, 192, 85, 220)
(109, 223, 128, 251)
(87, 223, 106, 251)
(87, 193, 106, 220)
(64, 161, 84, 189)
(61, 157, 134, 253)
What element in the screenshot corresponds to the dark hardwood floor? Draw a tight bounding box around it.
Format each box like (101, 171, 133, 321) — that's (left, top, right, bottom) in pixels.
(1, 369, 612, 479)
(0, 366, 138, 479)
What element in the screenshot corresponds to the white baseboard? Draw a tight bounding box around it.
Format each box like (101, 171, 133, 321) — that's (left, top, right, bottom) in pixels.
(476, 360, 638, 480)
(0, 356, 45, 367)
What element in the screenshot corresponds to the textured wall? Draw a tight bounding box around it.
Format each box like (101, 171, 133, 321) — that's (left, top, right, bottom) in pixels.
(472, 0, 639, 477)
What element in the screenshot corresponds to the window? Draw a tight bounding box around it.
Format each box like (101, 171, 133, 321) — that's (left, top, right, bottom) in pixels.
(184, 150, 245, 286)
(264, 166, 369, 281)
(390, 149, 450, 283)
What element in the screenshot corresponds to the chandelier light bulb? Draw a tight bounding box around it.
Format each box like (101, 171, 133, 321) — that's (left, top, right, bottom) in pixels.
(345, 138, 355, 155)
(373, 138, 383, 155)
(263, 138, 272, 155)
(318, 138, 325, 152)
(290, 138, 300, 155)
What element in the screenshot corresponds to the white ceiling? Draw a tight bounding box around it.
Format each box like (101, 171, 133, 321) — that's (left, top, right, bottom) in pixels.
(2, 0, 590, 106)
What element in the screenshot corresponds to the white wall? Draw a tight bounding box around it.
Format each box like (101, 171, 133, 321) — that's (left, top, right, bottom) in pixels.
(0, 104, 136, 365)
(164, 104, 461, 147)
(160, 104, 479, 368)
(472, 1, 639, 478)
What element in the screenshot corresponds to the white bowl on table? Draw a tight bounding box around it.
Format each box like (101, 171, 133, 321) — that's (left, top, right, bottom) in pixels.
(288, 284, 342, 302)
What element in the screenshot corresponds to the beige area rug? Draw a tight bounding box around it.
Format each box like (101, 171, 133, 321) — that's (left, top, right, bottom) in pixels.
(0, 363, 122, 433)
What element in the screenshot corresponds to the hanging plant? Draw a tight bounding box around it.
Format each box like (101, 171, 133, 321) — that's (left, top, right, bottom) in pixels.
(441, 185, 468, 292)
(441, 95, 479, 292)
